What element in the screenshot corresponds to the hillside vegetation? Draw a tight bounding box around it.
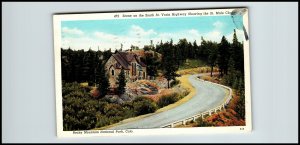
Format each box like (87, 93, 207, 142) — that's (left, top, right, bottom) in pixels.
(62, 80, 190, 131)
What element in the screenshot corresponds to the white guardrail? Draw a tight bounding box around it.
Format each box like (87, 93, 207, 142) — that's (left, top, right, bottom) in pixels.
(160, 77, 233, 128)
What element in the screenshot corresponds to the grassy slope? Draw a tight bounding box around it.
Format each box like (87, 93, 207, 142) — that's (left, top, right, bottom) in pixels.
(178, 59, 207, 70)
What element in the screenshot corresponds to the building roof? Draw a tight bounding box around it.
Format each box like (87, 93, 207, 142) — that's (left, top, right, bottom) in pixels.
(139, 61, 146, 67)
(111, 51, 146, 69)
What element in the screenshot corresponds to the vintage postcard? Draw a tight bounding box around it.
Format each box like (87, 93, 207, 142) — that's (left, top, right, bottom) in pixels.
(53, 7, 251, 137)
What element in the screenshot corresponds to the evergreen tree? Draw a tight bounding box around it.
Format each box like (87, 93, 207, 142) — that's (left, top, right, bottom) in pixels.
(188, 41, 193, 58)
(73, 50, 85, 82)
(192, 40, 199, 59)
(117, 68, 126, 95)
(97, 59, 110, 98)
(103, 49, 112, 61)
(200, 37, 209, 61)
(140, 52, 160, 78)
(84, 49, 98, 85)
(207, 41, 218, 77)
(61, 48, 73, 82)
(155, 40, 163, 53)
(161, 42, 178, 88)
(217, 36, 230, 76)
(174, 44, 182, 68)
(177, 39, 189, 63)
(231, 29, 244, 74)
(236, 90, 245, 119)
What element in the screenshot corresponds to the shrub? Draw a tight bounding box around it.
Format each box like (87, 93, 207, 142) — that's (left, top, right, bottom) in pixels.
(181, 90, 190, 97)
(103, 104, 123, 117)
(62, 82, 166, 131)
(170, 79, 180, 87)
(133, 97, 158, 115)
(235, 93, 245, 119)
(82, 85, 92, 93)
(157, 93, 179, 108)
(122, 106, 136, 118)
(62, 82, 99, 130)
(95, 113, 110, 128)
(62, 82, 81, 96)
(196, 117, 212, 127)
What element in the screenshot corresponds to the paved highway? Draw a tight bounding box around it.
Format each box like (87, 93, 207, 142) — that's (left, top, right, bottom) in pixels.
(108, 74, 228, 129)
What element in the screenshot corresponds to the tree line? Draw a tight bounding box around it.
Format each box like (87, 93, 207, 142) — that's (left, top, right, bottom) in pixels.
(61, 48, 130, 97)
(61, 48, 112, 84)
(144, 29, 244, 89)
(61, 29, 244, 94)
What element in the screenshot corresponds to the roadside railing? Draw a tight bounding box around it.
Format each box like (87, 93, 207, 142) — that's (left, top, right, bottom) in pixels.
(160, 77, 233, 128)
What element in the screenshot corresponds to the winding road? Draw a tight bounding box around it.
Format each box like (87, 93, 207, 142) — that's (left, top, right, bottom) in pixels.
(108, 74, 229, 129)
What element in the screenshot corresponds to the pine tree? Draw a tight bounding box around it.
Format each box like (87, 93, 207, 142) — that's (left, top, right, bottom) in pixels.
(192, 40, 198, 59)
(74, 50, 85, 82)
(61, 48, 72, 82)
(98, 63, 110, 98)
(217, 36, 230, 76)
(177, 39, 188, 63)
(200, 37, 209, 61)
(140, 52, 159, 78)
(236, 90, 245, 119)
(117, 68, 126, 95)
(162, 42, 178, 88)
(188, 42, 193, 58)
(207, 41, 218, 77)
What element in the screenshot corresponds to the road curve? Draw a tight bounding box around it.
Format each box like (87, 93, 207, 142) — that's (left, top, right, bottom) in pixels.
(108, 74, 228, 129)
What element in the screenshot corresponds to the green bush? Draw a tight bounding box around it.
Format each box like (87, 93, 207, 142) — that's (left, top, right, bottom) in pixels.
(62, 82, 161, 130)
(82, 85, 92, 93)
(62, 82, 81, 96)
(133, 97, 158, 115)
(236, 92, 245, 119)
(122, 106, 136, 118)
(157, 93, 179, 108)
(196, 117, 212, 127)
(103, 104, 123, 117)
(170, 79, 180, 87)
(95, 113, 110, 128)
(178, 90, 190, 99)
(62, 82, 98, 131)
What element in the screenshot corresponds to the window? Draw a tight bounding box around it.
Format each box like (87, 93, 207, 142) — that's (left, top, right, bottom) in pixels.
(111, 69, 114, 76)
(132, 63, 136, 75)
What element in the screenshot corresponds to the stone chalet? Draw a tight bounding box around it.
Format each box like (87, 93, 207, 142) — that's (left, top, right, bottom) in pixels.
(105, 51, 147, 88)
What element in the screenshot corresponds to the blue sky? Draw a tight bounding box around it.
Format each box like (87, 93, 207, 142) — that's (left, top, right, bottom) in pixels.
(61, 15, 244, 51)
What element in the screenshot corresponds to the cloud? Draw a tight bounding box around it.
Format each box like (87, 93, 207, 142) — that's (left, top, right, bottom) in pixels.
(129, 25, 157, 37)
(187, 29, 200, 37)
(156, 29, 201, 43)
(62, 36, 97, 51)
(203, 30, 222, 42)
(61, 24, 243, 51)
(213, 21, 224, 29)
(62, 27, 148, 51)
(94, 32, 118, 40)
(62, 27, 84, 36)
(225, 29, 245, 43)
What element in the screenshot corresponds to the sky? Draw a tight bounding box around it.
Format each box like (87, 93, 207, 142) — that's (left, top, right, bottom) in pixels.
(61, 15, 244, 51)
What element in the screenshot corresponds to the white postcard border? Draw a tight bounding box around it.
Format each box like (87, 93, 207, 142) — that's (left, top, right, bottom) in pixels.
(53, 7, 252, 137)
